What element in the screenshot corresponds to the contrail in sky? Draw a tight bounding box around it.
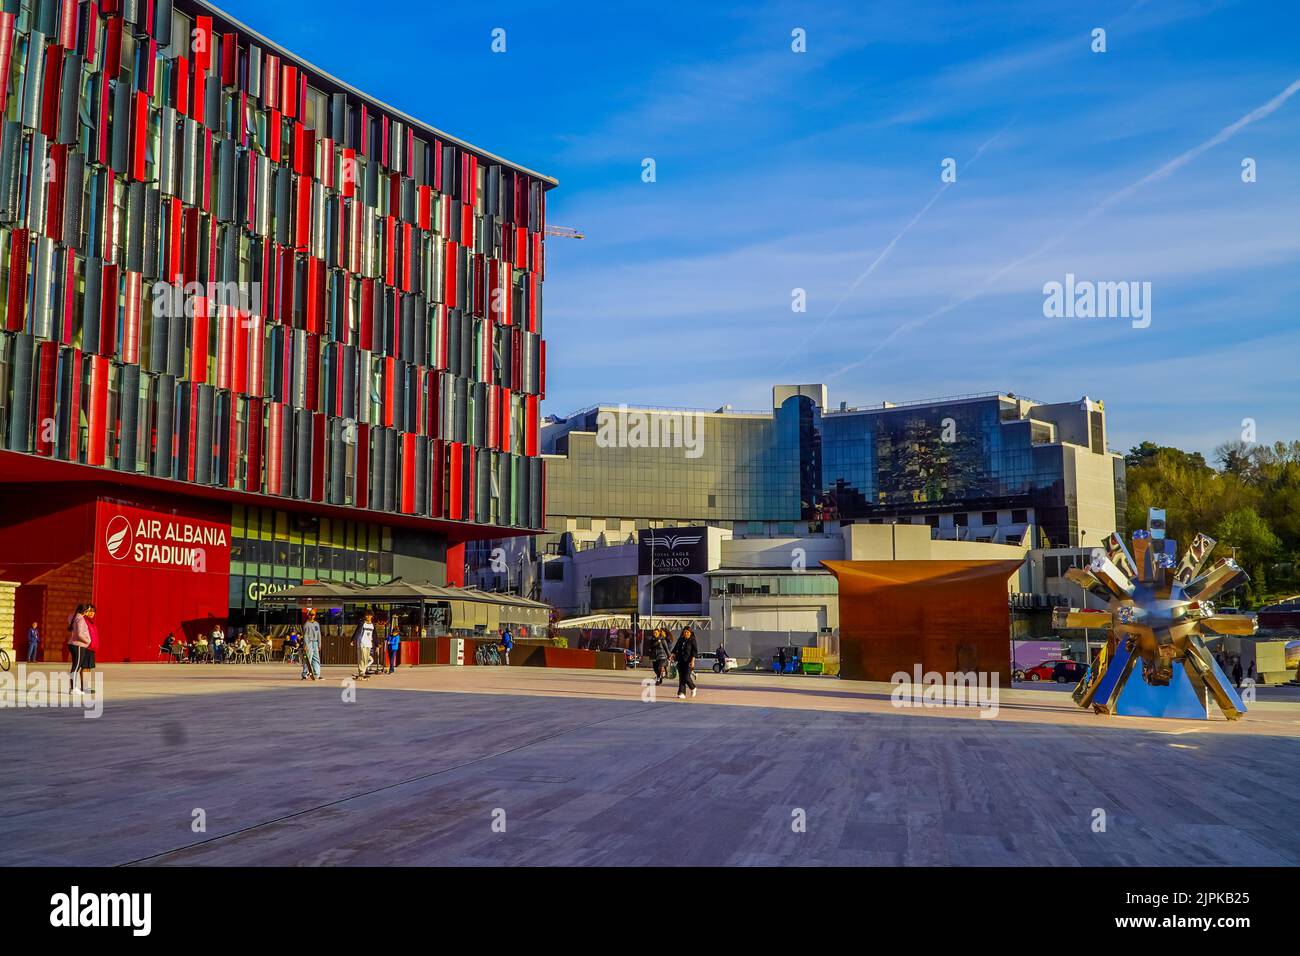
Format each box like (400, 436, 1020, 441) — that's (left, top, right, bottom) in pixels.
(778, 119, 1015, 372)
(829, 76, 1300, 381)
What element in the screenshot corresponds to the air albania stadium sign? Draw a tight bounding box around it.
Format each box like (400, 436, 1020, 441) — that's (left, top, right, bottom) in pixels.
(638, 527, 709, 575)
(102, 513, 229, 570)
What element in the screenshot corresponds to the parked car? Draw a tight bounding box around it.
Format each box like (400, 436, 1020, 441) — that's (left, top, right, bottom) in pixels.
(704, 652, 739, 673)
(1020, 660, 1087, 683)
(610, 647, 640, 668)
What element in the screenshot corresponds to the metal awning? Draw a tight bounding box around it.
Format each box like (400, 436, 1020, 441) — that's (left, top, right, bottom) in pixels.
(257, 579, 548, 610)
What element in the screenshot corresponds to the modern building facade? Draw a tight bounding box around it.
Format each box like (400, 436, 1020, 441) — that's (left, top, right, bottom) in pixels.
(0, 0, 554, 660)
(470, 384, 1124, 642)
(536, 385, 1123, 549)
(530, 521, 1032, 665)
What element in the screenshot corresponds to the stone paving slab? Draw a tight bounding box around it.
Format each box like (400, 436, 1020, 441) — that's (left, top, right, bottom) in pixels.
(1, 663, 1298, 866)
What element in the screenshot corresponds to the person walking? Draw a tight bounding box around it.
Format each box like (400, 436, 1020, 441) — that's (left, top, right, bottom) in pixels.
(776, 646, 788, 675)
(83, 605, 100, 689)
(500, 626, 513, 666)
(302, 609, 322, 681)
(25, 621, 40, 663)
(352, 612, 375, 680)
(671, 626, 699, 700)
(650, 628, 671, 685)
(1232, 657, 1244, 690)
(67, 604, 91, 694)
(387, 621, 402, 674)
(211, 623, 226, 663)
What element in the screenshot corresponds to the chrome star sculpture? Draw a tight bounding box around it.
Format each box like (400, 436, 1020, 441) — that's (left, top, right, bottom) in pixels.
(1054, 508, 1255, 720)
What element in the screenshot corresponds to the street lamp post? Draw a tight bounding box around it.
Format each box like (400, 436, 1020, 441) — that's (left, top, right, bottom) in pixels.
(1079, 531, 1090, 667)
(647, 530, 656, 637)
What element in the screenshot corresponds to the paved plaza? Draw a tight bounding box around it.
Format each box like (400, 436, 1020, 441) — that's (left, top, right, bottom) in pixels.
(2, 663, 1299, 866)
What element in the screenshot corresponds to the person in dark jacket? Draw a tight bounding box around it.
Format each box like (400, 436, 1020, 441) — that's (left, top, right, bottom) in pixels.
(1232, 658, 1244, 689)
(776, 646, 788, 675)
(716, 641, 729, 672)
(650, 628, 671, 685)
(26, 622, 40, 662)
(500, 627, 514, 665)
(671, 627, 699, 699)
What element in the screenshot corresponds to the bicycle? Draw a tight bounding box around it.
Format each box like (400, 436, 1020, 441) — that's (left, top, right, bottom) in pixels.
(475, 642, 501, 666)
(0, 647, 9, 672)
(283, 644, 303, 665)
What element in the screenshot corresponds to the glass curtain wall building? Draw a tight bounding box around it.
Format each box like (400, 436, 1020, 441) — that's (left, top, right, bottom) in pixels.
(532, 386, 1124, 558)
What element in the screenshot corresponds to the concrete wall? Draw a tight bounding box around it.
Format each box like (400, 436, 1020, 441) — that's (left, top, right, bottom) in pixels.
(720, 534, 841, 570)
(843, 523, 1029, 564)
(1071, 447, 1121, 545)
(772, 384, 827, 409)
(716, 598, 828, 633)
(703, 627, 819, 663)
(0, 580, 15, 660)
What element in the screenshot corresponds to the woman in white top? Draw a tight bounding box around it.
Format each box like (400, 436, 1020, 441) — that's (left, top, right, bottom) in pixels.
(352, 611, 375, 680)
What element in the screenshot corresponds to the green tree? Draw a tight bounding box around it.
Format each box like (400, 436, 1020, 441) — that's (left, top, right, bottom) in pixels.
(1125, 441, 1208, 472)
(1123, 439, 1299, 598)
(1212, 507, 1280, 572)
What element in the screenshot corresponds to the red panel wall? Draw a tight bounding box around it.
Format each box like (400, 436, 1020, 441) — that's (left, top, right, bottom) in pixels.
(90, 497, 232, 661)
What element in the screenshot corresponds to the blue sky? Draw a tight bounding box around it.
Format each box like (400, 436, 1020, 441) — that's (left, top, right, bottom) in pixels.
(221, 0, 1300, 459)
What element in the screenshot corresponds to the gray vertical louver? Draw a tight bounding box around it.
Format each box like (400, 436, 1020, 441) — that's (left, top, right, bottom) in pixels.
(82, 258, 103, 354)
(4, 333, 34, 452)
(110, 81, 130, 173)
(61, 149, 84, 249)
(152, 373, 176, 478)
(158, 107, 177, 197)
(293, 408, 312, 499)
(194, 384, 215, 484)
(328, 418, 345, 505)
(0, 120, 21, 222)
(117, 363, 140, 473)
(58, 54, 82, 145)
(20, 35, 45, 130)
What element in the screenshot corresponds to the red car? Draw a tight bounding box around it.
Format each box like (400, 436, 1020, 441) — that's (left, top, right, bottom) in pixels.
(1017, 660, 1087, 683)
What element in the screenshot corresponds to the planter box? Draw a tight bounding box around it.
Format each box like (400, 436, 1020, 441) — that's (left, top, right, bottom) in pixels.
(542, 647, 598, 669)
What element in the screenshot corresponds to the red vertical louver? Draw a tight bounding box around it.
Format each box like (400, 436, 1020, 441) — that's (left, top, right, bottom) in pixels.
(86, 354, 109, 466)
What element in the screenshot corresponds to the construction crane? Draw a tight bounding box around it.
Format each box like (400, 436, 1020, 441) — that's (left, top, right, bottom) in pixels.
(544, 225, 585, 240)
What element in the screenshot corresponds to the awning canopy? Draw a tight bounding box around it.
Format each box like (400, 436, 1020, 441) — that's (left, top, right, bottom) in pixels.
(258, 579, 548, 610)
